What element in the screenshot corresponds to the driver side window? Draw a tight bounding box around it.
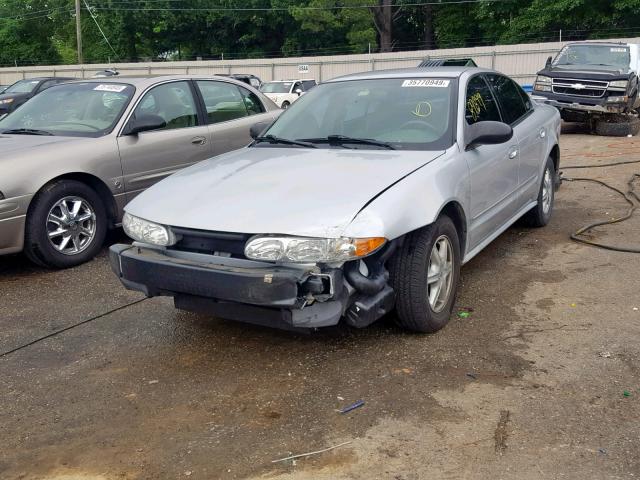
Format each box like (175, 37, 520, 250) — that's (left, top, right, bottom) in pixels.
(465, 76, 501, 125)
(133, 81, 198, 131)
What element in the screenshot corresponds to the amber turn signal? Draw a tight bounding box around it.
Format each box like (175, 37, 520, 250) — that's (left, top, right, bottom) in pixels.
(353, 237, 387, 257)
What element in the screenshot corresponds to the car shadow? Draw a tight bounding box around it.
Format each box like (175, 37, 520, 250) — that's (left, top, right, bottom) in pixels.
(0, 228, 131, 278)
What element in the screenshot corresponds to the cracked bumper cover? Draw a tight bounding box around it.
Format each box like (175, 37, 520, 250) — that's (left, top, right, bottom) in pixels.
(109, 243, 346, 329)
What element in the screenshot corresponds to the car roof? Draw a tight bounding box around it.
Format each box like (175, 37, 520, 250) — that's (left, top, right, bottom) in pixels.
(564, 41, 629, 47)
(327, 67, 492, 83)
(266, 79, 316, 82)
(61, 74, 255, 89)
(19, 76, 75, 81)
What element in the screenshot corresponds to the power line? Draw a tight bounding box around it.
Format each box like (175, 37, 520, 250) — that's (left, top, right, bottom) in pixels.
(0, 6, 73, 21)
(83, 0, 120, 60)
(88, 0, 516, 12)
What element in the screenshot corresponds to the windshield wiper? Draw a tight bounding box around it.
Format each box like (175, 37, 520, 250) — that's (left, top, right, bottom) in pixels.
(2, 128, 53, 136)
(301, 135, 396, 150)
(254, 134, 317, 148)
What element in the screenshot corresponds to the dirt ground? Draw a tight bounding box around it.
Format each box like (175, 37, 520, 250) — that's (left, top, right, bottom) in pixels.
(1, 131, 639, 480)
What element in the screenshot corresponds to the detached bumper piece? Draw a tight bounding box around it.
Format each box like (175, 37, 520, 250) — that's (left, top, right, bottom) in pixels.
(109, 244, 346, 331)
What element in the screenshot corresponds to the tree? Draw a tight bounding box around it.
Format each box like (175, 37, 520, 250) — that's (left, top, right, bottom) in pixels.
(370, 0, 395, 52)
(0, 0, 61, 66)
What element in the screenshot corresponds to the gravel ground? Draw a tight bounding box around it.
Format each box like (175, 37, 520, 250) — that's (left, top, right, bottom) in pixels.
(1, 132, 639, 480)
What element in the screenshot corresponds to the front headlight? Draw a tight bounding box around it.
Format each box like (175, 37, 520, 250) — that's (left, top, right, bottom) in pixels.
(535, 75, 552, 85)
(122, 212, 177, 246)
(609, 80, 628, 88)
(245, 236, 387, 263)
(0, 98, 14, 105)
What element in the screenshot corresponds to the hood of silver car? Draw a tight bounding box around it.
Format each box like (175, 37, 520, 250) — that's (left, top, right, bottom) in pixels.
(126, 146, 445, 237)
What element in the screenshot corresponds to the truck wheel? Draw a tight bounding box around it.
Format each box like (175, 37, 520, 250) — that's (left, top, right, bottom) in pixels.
(388, 215, 461, 333)
(594, 116, 640, 137)
(281, 101, 290, 109)
(522, 157, 555, 228)
(24, 180, 107, 269)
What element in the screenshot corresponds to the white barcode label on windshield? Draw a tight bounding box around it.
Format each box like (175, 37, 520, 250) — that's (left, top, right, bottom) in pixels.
(94, 84, 127, 92)
(402, 79, 450, 88)
(611, 47, 627, 53)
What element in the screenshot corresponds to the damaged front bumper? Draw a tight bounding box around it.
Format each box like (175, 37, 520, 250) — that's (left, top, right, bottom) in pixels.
(531, 94, 629, 115)
(109, 243, 394, 331)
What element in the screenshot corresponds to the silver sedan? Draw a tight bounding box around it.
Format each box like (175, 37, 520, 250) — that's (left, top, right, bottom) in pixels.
(0, 75, 279, 268)
(110, 67, 561, 333)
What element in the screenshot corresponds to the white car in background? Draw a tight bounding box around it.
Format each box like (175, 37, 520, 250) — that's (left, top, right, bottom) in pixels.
(260, 79, 317, 109)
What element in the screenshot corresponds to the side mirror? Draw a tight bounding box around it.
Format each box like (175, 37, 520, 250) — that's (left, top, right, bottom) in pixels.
(545, 56, 553, 68)
(465, 121, 513, 149)
(125, 114, 166, 135)
(250, 120, 272, 139)
(294, 88, 303, 96)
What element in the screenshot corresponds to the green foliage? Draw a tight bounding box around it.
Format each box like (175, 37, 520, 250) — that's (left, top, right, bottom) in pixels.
(0, 0, 61, 66)
(0, 0, 639, 67)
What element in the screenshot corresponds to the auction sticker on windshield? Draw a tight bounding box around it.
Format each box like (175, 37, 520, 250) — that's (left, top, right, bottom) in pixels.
(94, 84, 127, 92)
(402, 79, 450, 88)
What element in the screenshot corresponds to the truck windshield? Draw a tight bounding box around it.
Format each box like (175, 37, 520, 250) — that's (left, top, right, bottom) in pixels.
(260, 82, 292, 93)
(553, 44, 630, 69)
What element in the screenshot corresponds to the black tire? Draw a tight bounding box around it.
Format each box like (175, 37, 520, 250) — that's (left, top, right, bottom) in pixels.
(281, 101, 290, 109)
(594, 116, 640, 137)
(24, 180, 107, 269)
(521, 157, 555, 228)
(388, 215, 461, 333)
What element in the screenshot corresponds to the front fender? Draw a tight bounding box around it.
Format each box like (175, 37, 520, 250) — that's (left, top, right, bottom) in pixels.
(343, 148, 470, 241)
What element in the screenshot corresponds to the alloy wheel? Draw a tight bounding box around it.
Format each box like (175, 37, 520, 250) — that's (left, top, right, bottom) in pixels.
(427, 235, 454, 313)
(541, 167, 553, 215)
(46, 196, 97, 255)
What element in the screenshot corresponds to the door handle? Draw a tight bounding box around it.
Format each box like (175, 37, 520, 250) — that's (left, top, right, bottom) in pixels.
(508, 147, 519, 159)
(191, 136, 206, 145)
(539, 128, 546, 139)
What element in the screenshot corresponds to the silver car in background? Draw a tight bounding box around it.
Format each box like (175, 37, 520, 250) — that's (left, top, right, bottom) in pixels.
(110, 67, 561, 333)
(0, 75, 279, 268)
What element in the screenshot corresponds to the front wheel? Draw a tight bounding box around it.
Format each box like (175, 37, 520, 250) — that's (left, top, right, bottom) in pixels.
(281, 101, 290, 109)
(389, 215, 461, 333)
(24, 180, 107, 269)
(522, 157, 555, 227)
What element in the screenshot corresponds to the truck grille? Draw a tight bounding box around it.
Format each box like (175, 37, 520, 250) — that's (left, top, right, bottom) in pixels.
(552, 78, 608, 98)
(169, 227, 251, 258)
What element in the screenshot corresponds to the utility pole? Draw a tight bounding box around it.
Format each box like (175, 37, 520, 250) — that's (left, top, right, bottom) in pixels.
(75, 0, 83, 64)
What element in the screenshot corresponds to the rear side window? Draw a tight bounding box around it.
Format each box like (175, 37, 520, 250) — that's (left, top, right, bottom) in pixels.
(302, 80, 317, 91)
(39, 80, 58, 91)
(465, 75, 501, 124)
(196, 80, 248, 124)
(486, 74, 529, 124)
(238, 86, 265, 115)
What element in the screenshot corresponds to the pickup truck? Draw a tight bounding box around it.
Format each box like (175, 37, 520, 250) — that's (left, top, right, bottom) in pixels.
(531, 42, 640, 123)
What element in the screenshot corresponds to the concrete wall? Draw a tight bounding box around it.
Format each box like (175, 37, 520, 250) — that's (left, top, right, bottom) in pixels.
(1, 37, 639, 86)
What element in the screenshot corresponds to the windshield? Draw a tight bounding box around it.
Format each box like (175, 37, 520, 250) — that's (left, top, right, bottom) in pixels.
(260, 82, 292, 94)
(0, 82, 134, 137)
(4, 79, 40, 94)
(553, 44, 630, 69)
(262, 78, 456, 150)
